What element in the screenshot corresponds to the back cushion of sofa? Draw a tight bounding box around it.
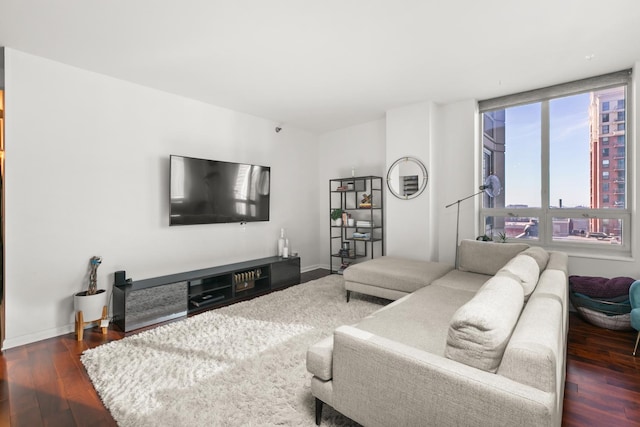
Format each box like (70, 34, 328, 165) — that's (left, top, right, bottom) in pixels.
(520, 246, 550, 271)
(444, 274, 524, 372)
(458, 239, 529, 276)
(497, 295, 562, 393)
(496, 254, 540, 300)
(546, 251, 569, 276)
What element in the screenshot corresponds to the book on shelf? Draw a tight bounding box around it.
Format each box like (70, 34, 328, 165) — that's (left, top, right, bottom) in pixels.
(352, 232, 371, 239)
(356, 220, 374, 227)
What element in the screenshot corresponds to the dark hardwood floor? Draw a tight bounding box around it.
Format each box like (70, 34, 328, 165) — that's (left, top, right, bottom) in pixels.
(1, 269, 639, 426)
(562, 313, 640, 426)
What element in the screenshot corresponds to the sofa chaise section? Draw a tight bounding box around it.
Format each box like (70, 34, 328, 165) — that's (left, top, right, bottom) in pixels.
(343, 256, 453, 301)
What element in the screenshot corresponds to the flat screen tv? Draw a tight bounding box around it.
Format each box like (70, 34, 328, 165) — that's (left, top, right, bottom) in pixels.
(170, 155, 270, 225)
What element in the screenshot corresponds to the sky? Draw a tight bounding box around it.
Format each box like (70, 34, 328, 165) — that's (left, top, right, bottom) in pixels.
(504, 93, 591, 208)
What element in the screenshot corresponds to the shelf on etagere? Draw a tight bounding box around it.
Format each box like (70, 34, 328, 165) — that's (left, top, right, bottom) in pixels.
(331, 252, 367, 259)
(329, 176, 384, 275)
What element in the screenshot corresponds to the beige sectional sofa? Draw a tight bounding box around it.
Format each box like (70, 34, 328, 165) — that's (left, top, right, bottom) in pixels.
(307, 240, 569, 427)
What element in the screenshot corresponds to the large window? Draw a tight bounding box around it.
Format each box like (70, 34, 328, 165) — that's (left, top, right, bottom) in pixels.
(479, 70, 631, 254)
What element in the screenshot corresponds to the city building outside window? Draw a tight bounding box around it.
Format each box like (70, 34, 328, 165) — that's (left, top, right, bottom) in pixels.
(479, 70, 631, 255)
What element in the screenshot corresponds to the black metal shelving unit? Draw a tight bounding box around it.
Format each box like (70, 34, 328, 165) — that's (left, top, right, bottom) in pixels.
(329, 176, 384, 274)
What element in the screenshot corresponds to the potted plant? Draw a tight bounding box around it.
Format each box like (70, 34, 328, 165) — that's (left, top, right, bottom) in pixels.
(74, 256, 109, 340)
(496, 232, 508, 243)
(331, 208, 344, 226)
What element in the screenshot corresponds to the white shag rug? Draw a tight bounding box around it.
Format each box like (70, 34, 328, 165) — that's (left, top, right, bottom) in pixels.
(81, 275, 386, 426)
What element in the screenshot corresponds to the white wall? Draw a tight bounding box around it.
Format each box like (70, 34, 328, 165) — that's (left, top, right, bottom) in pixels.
(3, 49, 320, 348)
(385, 102, 434, 260)
(433, 100, 479, 265)
(316, 120, 386, 269)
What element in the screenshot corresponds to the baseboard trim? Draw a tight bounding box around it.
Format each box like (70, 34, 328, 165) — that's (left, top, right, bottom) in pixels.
(3, 323, 75, 350)
(301, 264, 324, 273)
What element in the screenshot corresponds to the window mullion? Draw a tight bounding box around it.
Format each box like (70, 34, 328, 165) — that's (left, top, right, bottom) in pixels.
(541, 100, 551, 246)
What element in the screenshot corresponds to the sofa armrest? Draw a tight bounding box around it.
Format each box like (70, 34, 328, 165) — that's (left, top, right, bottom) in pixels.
(307, 335, 334, 380)
(331, 325, 559, 427)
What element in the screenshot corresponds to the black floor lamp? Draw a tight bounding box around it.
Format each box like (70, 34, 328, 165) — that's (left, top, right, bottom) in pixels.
(445, 175, 501, 269)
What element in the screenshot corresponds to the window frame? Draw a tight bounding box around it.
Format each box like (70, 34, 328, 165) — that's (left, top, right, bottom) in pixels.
(478, 70, 632, 256)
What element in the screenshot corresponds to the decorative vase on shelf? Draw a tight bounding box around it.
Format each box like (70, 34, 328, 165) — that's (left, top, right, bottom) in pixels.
(278, 228, 286, 256)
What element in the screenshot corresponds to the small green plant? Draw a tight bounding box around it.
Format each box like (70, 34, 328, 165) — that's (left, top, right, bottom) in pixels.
(330, 208, 343, 221)
(497, 232, 508, 243)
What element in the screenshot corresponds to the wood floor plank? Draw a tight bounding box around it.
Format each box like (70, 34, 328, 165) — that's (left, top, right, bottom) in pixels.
(10, 409, 43, 427)
(1, 269, 639, 426)
(29, 347, 67, 407)
(5, 358, 39, 423)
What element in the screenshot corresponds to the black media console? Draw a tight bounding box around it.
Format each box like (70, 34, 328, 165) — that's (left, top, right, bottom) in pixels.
(113, 256, 301, 332)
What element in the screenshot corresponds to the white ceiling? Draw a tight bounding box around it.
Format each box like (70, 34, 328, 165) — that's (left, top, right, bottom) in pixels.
(1, 0, 640, 133)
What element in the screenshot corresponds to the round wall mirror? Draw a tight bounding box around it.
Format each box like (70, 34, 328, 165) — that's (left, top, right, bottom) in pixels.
(386, 157, 428, 200)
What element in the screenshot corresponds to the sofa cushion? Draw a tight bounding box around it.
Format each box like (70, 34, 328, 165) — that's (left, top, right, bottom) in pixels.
(546, 251, 569, 275)
(497, 295, 563, 393)
(457, 240, 529, 276)
(354, 284, 477, 355)
(444, 274, 524, 372)
(343, 256, 453, 294)
(520, 246, 550, 271)
(496, 254, 540, 300)
(430, 269, 490, 293)
(306, 335, 334, 381)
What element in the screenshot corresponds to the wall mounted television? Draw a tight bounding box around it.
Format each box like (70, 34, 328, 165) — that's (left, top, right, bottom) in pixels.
(170, 155, 270, 225)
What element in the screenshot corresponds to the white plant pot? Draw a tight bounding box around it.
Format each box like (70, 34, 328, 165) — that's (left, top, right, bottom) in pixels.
(74, 289, 108, 322)
(334, 218, 342, 227)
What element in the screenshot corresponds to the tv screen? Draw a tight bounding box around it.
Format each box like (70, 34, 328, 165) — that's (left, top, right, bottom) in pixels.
(170, 155, 270, 225)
